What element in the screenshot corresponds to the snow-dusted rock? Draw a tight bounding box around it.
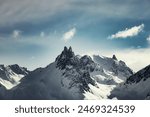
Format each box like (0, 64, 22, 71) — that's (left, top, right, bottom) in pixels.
(0, 64, 30, 89)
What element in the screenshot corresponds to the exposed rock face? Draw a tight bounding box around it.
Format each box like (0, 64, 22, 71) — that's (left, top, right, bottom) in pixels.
(56, 46, 96, 92)
(93, 55, 133, 80)
(110, 65, 150, 100)
(112, 55, 117, 60)
(0, 64, 30, 90)
(126, 64, 150, 84)
(56, 46, 77, 69)
(8, 64, 29, 75)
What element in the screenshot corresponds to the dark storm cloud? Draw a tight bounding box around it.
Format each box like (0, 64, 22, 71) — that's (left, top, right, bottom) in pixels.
(0, 0, 149, 27)
(0, 0, 70, 26)
(70, 0, 150, 19)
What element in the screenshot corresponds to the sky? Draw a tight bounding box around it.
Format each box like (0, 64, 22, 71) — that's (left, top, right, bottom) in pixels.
(0, 0, 150, 71)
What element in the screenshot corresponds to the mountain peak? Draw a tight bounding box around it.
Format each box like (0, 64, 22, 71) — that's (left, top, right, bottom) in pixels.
(112, 55, 117, 60)
(56, 46, 76, 69)
(80, 55, 94, 66)
(63, 46, 73, 53)
(8, 64, 20, 69)
(8, 64, 29, 75)
(64, 46, 68, 52)
(68, 46, 72, 52)
(57, 46, 75, 58)
(0, 65, 5, 70)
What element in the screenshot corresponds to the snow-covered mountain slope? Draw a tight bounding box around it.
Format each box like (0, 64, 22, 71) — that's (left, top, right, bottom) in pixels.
(110, 65, 150, 100)
(6, 63, 84, 99)
(0, 46, 133, 100)
(0, 64, 29, 89)
(93, 55, 133, 81)
(3, 47, 95, 99)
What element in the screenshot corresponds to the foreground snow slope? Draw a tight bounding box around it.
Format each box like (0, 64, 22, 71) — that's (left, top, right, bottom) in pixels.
(110, 65, 150, 100)
(7, 62, 84, 99)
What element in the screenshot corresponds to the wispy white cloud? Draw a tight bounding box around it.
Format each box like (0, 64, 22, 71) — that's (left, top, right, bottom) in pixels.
(108, 24, 144, 39)
(40, 32, 45, 38)
(12, 30, 22, 39)
(146, 35, 150, 43)
(63, 28, 76, 42)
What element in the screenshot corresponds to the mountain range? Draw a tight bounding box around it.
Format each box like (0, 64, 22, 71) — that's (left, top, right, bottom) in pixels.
(0, 46, 149, 100)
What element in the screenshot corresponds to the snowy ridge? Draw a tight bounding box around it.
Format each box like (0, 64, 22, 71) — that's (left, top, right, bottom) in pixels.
(8, 46, 131, 100)
(0, 46, 149, 100)
(0, 64, 29, 89)
(6, 62, 83, 99)
(93, 55, 133, 81)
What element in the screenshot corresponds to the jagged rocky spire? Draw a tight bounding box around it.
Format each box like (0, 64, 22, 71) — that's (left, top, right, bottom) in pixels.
(68, 46, 72, 52)
(64, 46, 68, 52)
(56, 46, 96, 92)
(55, 46, 75, 69)
(112, 55, 117, 60)
(57, 46, 75, 59)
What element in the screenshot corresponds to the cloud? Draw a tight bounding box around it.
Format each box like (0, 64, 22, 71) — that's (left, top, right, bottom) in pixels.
(0, 0, 150, 37)
(112, 48, 150, 72)
(0, 0, 70, 27)
(146, 35, 150, 43)
(108, 24, 144, 39)
(63, 28, 76, 42)
(12, 30, 22, 39)
(40, 32, 45, 38)
(0, 0, 149, 28)
(73, 0, 150, 19)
